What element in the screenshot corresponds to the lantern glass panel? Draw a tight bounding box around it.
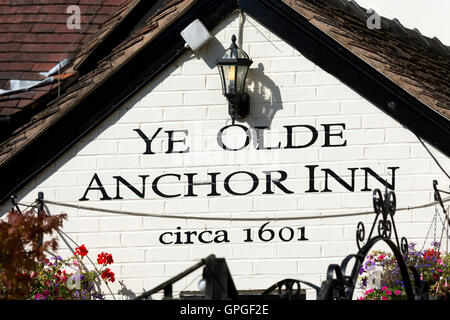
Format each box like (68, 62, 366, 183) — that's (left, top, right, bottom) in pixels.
(216, 35, 252, 102)
(236, 65, 249, 94)
(218, 64, 237, 95)
(218, 48, 250, 95)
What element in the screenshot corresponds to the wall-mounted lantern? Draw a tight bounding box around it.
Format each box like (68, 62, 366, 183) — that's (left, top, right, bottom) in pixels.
(216, 35, 253, 122)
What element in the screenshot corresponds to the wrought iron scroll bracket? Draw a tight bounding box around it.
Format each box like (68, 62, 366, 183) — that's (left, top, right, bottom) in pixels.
(318, 189, 427, 300)
(356, 189, 409, 258)
(259, 278, 320, 300)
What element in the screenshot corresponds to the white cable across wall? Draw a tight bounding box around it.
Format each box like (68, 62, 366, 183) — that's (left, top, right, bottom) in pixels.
(14, 195, 449, 222)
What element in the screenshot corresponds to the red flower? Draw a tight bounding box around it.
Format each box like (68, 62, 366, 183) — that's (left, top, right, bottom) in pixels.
(74, 244, 88, 257)
(377, 254, 386, 260)
(101, 268, 115, 283)
(423, 249, 441, 262)
(97, 252, 114, 265)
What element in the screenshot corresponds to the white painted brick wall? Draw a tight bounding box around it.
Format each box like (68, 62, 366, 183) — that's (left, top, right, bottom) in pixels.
(1, 12, 449, 300)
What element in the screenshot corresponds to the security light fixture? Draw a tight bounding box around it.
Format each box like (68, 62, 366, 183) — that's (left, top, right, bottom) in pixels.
(216, 35, 253, 122)
(180, 19, 211, 51)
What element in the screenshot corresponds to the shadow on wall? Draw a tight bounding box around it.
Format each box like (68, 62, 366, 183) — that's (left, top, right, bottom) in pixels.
(245, 62, 283, 129)
(195, 36, 226, 69)
(192, 38, 283, 131)
(118, 280, 137, 299)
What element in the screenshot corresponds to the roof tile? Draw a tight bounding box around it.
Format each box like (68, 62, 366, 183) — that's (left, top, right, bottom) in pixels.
(0, 0, 130, 117)
(0, 0, 448, 174)
(285, 0, 450, 118)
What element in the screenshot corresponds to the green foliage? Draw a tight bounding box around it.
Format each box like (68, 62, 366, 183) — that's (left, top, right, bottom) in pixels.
(0, 209, 65, 299)
(1, 209, 115, 300)
(358, 242, 449, 300)
(28, 253, 105, 300)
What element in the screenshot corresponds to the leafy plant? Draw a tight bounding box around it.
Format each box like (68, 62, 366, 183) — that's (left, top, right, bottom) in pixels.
(28, 245, 115, 300)
(358, 242, 449, 300)
(0, 209, 65, 299)
(1, 209, 115, 300)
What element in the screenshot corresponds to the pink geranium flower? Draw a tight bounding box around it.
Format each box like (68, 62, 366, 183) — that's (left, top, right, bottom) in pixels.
(364, 288, 374, 295)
